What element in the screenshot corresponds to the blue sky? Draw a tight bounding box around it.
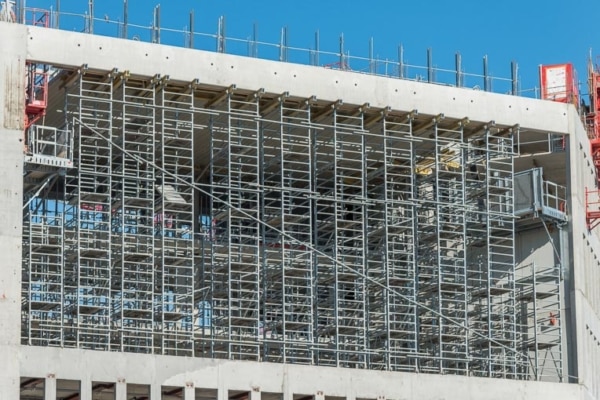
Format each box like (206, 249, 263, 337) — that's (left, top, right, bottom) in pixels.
(20, 0, 600, 97)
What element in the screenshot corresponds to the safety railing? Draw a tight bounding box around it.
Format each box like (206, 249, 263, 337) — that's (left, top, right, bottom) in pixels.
(514, 168, 567, 223)
(8, 2, 547, 98)
(25, 7, 49, 28)
(25, 125, 73, 168)
(543, 180, 567, 216)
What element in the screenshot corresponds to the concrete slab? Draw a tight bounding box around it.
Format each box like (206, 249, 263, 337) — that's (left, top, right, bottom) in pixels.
(0, 22, 573, 135)
(20, 347, 585, 400)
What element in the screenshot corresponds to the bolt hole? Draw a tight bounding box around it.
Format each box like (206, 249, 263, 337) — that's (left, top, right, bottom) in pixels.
(231, 65, 234, 69)
(77, 44, 81, 47)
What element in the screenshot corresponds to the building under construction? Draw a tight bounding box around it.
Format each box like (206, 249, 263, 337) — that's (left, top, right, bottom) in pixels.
(2, 3, 600, 400)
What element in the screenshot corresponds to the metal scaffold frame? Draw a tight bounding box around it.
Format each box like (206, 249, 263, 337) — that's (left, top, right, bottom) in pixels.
(20, 66, 561, 382)
(155, 80, 196, 356)
(516, 262, 563, 381)
(469, 127, 518, 378)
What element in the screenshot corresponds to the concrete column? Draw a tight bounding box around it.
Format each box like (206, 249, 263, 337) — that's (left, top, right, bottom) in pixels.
(80, 378, 92, 400)
(185, 382, 195, 400)
(250, 386, 261, 400)
(116, 378, 127, 400)
(217, 370, 227, 400)
(151, 383, 162, 400)
(345, 389, 357, 400)
(45, 374, 57, 400)
(0, 22, 26, 400)
(282, 366, 292, 400)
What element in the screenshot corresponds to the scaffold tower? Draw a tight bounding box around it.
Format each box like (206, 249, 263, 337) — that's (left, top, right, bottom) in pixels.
(19, 64, 563, 383)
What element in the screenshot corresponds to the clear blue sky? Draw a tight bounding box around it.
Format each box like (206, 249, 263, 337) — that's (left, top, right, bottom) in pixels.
(21, 0, 600, 96)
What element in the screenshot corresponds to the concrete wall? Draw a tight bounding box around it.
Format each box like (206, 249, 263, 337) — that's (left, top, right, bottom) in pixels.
(567, 112, 600, 400)
(516, 227, 559, 269)
(20, 347, 585, 400)
(0, 20, 26, 400)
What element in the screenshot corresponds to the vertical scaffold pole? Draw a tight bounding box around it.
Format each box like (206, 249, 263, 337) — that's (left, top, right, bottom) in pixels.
(483, 55, 491, 92)
(21, 0, 26, 24)
(55, 0, 59, 28)
(511, 61, 518, 95)
(398, 44, 404, 79)
(340, 33, 345, 69)
(88, 0, 93, 34)
(250, 22, 257, 57)
(427, 48, 433, 83)
(279, 26, 288, 62)
(314, 30, 320, 66)
(456, 52, 463, 87)
(189, 10, 194, 48)
(217, 16, 225, 53)
(122, 0, 128, 39)
(153, 4, 160, 44)
(369, 37, 375, 74)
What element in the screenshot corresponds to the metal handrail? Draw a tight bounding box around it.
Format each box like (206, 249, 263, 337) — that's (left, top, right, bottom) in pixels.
(12, 3, 545, 98)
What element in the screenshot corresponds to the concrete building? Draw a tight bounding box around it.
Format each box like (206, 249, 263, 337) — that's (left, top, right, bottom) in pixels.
(1, 4, 599, 400)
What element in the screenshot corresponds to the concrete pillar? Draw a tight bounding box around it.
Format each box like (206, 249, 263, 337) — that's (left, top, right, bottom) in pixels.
(45, 374, 57, 400)
(151, 383, 162, 400)
(0, 22, 27, 400)
(250, 386, 261, 400)
(80, 378, 92, 400)
(116, 378, 127, 400)
(185, 382, 195, 400)
(217, 371, 227, 400)
(345, 389, 357, 400)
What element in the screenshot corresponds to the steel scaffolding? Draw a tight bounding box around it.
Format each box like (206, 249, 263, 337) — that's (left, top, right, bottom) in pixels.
(20, 68, 562, 381)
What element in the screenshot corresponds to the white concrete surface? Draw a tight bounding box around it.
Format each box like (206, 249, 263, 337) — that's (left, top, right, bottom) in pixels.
(2, 22, 573, 135)
(567, 117, 600, 400)
(0, 20, 26, 400)
(19, 347, 585, 400)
